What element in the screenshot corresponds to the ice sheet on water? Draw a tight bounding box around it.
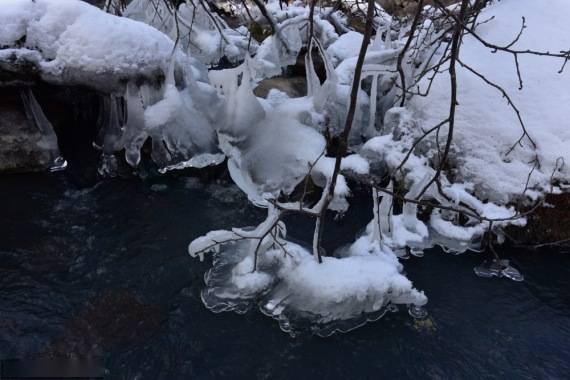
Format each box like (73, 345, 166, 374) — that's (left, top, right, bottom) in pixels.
(192, 226, 426, 336)
(474, 259, 524, 282)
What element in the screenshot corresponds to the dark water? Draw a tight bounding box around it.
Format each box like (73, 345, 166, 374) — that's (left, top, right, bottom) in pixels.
(1, 171, 569, 379)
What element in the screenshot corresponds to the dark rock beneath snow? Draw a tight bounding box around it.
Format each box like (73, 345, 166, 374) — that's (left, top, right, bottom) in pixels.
(506, 193, 570, 248)
(253, 76, 307, 98)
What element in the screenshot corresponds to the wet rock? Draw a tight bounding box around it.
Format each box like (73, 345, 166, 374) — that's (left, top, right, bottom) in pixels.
(506, 193, 570, 248)
(0, 88, 60, 173)
(253, 76, 307, 99)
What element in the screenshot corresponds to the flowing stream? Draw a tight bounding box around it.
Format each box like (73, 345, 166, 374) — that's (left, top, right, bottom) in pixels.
(0, 171, 569, 379)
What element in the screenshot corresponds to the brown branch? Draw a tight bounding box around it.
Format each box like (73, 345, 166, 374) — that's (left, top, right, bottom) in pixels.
(397, 0, 424, 106)
(312, 0, 376, 262)
(416, 0, 470, 199)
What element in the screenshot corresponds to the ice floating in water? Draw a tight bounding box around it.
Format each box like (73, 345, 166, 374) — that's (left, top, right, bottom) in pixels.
(408, 304, 428, 319)
(158, 153, 226, 173)
(49, 157, 68, 172)
(190, 214, 427, 336)
(474, 259, 524, 282)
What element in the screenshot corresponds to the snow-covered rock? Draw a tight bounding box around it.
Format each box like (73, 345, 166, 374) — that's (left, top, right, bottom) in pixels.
(0, 0, 188, 92)
(0, 0, 225, 173)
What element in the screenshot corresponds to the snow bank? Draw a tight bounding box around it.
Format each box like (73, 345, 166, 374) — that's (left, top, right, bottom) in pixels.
(410, 0, 570, 203)
(326, 31, 364, 66)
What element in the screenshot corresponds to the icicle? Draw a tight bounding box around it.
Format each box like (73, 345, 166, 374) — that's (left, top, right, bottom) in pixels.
(403, 174, 431, 230)
(209, 59, 265, 136)
(306, 38, 338, 111)
(372, 187, 381, 242)
(95, 95, 125, 157)
(121, 83, 148, 167)
(383, 19, 393, 49)
(305, 39, 320, 98)
(367, 73, 379, 137)
(379, 181, 393, 236)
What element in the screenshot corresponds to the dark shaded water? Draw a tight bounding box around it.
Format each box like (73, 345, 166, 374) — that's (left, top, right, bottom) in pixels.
(1, 172, 569, 379)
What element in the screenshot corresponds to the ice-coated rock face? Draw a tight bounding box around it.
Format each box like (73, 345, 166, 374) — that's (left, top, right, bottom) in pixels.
(0, 0, 226, 173)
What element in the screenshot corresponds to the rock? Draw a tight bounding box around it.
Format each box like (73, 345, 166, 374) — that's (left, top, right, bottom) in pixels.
(253, 76, 307, 98)
(506, 193, 570, 248)
(0, 88, 60, 173)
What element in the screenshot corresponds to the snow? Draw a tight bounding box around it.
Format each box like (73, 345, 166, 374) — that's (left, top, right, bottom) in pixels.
(279, 249, 427, 317)
(326, 31, 364, 66)
(410, 0, 570, 203)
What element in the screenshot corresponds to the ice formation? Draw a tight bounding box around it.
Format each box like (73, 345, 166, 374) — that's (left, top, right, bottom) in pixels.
(209, 59, 328, 204)
(19, 88, 66, 172)
(186, 0, 568, 333)
(189, 206, 427, 336)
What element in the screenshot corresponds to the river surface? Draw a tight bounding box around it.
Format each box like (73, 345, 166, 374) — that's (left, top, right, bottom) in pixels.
(0, 170, 569, 379)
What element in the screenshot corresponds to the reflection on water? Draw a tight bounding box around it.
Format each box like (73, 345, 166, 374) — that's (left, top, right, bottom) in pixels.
(0, 172, 569, 379)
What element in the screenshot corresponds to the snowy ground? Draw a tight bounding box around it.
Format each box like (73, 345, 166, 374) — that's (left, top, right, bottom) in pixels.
(410, 0, 570, 203)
